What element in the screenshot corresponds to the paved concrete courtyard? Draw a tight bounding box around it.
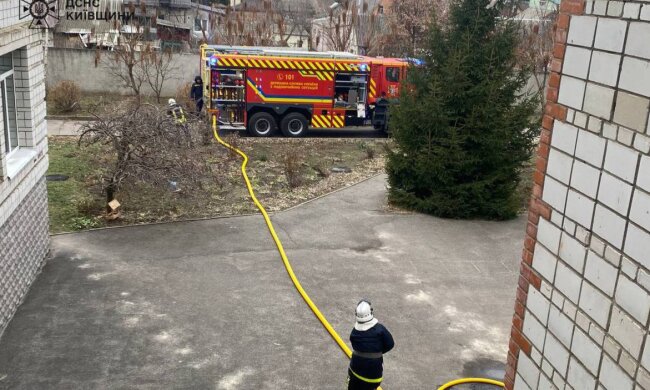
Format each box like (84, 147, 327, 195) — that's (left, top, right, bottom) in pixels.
(47, 119, 85, 136)
(0, 175, 525, 389)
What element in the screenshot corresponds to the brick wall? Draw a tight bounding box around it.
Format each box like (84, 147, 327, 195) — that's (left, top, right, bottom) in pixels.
(507, 0, 650, 389)
(0, 178, 49, 336)
(0, 0, 20, 30)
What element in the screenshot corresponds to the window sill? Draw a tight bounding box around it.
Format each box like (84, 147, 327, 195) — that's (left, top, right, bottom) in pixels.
(6, 148, 37, 180)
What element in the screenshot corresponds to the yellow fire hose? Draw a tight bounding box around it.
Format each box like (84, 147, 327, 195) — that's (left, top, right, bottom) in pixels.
(437, 378, 505, 389)
(210, 116, 504, 390)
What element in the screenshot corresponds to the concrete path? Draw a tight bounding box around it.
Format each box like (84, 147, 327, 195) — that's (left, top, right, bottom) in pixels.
(0, 175, 525, 389)
(47, 119, 86, 136)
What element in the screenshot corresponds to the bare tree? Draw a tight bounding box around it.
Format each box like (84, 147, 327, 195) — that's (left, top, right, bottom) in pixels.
(104, 39, 147, 96)
(378, 0, 436, 57)
(271, 0, 316, 47)
(313, 0, 382, 54)
(355, 1, 383, 55)
(321, 0, 358, 52)
(290, 0, 317, 49)
(194, 4, 219, 45)
(195, 0, 314, 48)
(515, 6, 558, 112)
(79, 102, 203, 211)
(99, 2, 180, 100)
(101, 11, 150, 97)
(209, 1, 276, 46)
(272, 0, 299, 46)
(141, 48, 180, 103)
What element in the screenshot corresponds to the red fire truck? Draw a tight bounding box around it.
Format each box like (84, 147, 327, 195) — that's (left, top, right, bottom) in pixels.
(199, 45, 410, 137)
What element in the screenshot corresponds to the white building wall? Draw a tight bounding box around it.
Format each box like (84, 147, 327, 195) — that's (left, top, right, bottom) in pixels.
(0, 16, 50, 337)
(513, 1, 650, 389)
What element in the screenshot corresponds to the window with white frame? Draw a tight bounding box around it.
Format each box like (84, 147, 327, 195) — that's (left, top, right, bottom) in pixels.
(0, 52, 18, 155)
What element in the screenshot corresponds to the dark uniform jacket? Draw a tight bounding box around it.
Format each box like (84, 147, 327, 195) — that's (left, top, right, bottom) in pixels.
(349, 323, 394, 380)
(190, 82, 203, 101)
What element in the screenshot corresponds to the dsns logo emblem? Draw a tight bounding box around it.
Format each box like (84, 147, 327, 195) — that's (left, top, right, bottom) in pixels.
(19, 0, 59, 28)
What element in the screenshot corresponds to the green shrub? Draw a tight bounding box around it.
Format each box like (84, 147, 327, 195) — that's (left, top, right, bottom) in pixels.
(70, 216, 101, 230)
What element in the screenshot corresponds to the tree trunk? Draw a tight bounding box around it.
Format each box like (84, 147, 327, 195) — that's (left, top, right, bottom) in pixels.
(411, 27, 417, 57)
(127, 62, 140, 96)
(106, 182, 116, 213)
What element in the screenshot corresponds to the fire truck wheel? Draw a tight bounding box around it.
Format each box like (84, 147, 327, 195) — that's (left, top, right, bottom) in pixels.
(280, 113, 309, 137)
(248, 112, 277, 137)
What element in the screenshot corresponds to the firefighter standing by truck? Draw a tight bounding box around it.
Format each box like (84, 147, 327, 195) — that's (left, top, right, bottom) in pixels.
(190, 76, 204, 113)
(347, 300, 395, 390)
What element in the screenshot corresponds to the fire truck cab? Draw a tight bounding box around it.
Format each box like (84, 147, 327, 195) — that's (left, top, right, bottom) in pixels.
(200, 45, 409, 137)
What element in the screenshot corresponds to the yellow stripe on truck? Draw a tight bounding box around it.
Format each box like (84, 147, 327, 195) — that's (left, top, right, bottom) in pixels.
(313, 115, 326, 128)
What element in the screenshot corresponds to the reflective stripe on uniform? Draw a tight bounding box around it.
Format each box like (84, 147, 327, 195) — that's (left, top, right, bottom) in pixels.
(349, 368, 382, 384)
(172, 107, 186, 123)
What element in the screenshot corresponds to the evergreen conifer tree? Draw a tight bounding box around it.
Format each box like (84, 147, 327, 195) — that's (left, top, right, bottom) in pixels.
(387, 0, 539, 219)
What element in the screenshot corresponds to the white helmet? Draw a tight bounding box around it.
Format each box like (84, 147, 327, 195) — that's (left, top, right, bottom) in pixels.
(168, 98, 176, 106)
(355, 300, 378, 331)
(356, 300, 373, 323)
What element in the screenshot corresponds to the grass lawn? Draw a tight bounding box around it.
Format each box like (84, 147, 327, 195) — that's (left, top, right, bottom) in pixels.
(47, 132, 535, 234)
(47, 137, 106, 232)
(46, 135, 389, 233)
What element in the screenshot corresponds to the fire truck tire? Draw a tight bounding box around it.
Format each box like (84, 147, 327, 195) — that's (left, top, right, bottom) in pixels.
(280, 113, 309, 137)
(248, 112, 277, 137)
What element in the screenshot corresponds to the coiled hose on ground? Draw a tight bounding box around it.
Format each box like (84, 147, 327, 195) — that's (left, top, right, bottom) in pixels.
(210, 116, 504, 390)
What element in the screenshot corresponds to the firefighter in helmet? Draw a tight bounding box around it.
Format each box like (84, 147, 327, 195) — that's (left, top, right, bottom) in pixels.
(346, 300, 394, 390)
(168, 98, 186, 124)
(168, 98, 192, 146)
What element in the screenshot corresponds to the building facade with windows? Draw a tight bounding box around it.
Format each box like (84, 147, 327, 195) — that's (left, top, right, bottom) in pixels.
(0, 13, 49, 336)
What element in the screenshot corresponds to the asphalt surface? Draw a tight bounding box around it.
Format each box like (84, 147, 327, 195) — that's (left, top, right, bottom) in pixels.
(0, 175, 524, 389)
